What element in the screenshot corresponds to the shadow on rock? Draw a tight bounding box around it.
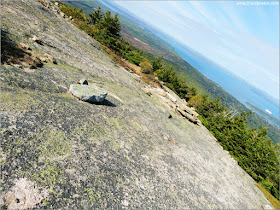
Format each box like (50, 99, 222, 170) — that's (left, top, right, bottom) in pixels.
(1, 29, 43, 68)
(1, 29, 28, 64)
(89, 99, 117, 107)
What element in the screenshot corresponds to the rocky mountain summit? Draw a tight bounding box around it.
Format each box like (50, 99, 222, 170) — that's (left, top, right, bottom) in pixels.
(0, 0, 274, 209)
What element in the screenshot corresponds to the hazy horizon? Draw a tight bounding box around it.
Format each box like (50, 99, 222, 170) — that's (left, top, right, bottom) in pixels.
(113, 1, 279, 101)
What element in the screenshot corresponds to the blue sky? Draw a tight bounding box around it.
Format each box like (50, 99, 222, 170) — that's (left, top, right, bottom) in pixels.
(114, 1, 279, 100)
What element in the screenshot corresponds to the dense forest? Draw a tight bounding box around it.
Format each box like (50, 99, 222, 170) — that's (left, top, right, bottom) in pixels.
(59, 3, 279, 201)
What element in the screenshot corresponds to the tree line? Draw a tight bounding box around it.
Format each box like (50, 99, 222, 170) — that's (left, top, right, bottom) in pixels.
(61, 5, 142, 65)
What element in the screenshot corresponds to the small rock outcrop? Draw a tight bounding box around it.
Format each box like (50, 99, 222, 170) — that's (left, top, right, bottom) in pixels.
(166, 92, 177, 102)
(262, 204, 274, 209)
(69, 83, 107, 103)
(141, 87, 152, 96)
(60, 12, 65, 18)
(30, 35, 43, 45)
(176, 107, 201, 125)
(44, 54, 57, 64)
(79, 79, 88, 85)
(156, 88, 167, 96)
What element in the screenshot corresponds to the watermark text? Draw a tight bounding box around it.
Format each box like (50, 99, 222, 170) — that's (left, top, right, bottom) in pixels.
(237, 1, 279, 6)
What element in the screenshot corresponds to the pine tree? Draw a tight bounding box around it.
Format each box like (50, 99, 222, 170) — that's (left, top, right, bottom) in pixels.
(89, 7, 103, 25)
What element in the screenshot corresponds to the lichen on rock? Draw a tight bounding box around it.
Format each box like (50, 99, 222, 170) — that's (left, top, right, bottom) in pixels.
(0, 0, 275, 209)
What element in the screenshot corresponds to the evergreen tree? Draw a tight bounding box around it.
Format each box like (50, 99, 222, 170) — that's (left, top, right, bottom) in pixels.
(99, 11, 121, 39)
(152, 57, 163, 72)
(89, 7, 103, 25)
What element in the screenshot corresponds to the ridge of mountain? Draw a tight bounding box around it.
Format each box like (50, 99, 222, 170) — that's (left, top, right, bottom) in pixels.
(0, 0, 274, 209)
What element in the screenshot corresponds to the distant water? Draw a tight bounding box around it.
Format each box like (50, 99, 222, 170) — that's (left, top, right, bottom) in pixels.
(251, 109, 280, 127)
(151, 32, 279, 126)
(175, 44, 279, 120)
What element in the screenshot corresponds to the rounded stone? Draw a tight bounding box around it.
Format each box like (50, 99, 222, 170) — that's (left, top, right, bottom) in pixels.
(69, 84, 107, 103)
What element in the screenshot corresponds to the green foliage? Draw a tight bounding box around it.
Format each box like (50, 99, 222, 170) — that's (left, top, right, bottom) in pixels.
(89, 10, 121, 50)
(60, 3, 135, 59)
(196, 96, 280, 200)
(114, 39, 132, 56)
(247, 112, 280, 145)
(152, 57, 163, 72)
(60, 5, 85, 21)
(78, 23, 99, 37)
(98, 11, 121, 39)
(88, 6, 103, 25)
(126, 51, 142, 66)
(155, 59, 197, 100)
(140, 58, 153, 74)
(61, 4, 122, 51)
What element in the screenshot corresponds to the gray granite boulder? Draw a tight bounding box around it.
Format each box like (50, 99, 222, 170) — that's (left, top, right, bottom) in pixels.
(69, 84, 107, 103)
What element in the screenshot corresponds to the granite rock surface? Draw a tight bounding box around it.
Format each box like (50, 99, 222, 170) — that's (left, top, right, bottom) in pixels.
(0, 0, 273, 209)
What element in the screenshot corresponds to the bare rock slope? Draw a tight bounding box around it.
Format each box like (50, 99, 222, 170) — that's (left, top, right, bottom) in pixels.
(0, 1, 273, 209)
